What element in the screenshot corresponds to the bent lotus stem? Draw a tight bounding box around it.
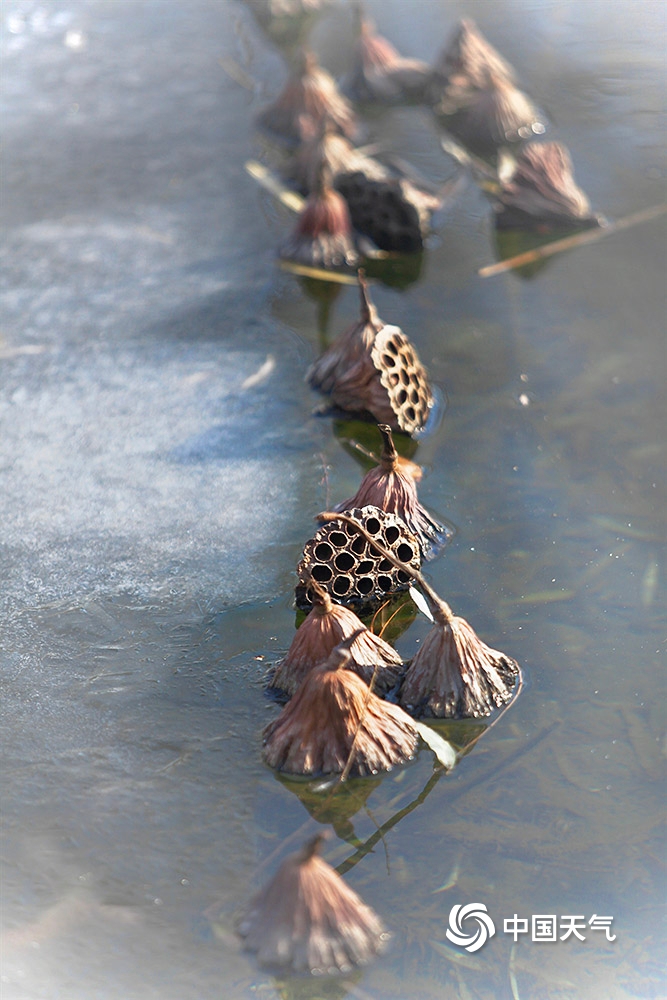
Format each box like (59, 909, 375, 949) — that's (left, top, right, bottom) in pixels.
(317, 509, 453, 624)
(377, 423, 398, 471)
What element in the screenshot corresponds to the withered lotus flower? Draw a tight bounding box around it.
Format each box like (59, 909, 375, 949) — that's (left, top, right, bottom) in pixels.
(238, 832, 389, 975)
(263, 634, 419, 776)
(336, 424, 447, 559)
(344, 9, 430, 103)
(295, 505, 421, 612)
(291, 118, 389, 195)
(447, 73, 546, 153)
(495, 141, 602, 230)
(257, 50, 359, 146)
(268, 579, 404, 697)
(317, 511, 521, 720)
(308, 271, 434, 435)
(279, 166, 360, 269)
(399, 595, 520, 719)
(428, 18, 517, 110)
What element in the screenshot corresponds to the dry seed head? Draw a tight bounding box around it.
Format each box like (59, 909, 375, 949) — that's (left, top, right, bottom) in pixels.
(455, 75, 545, 149)
(497, 141, 598, 227)
(237, 832, 389, 975)
(335, 425, 446, 558)
(269, 581, 403, 697)
(257, 50, 359, 146)
(296, 505, 421, 611)
(308, 273, 434, 435)
(400, 613, 520, 719)
(263, 640, 419, 776)
(431, 18, 516, 99)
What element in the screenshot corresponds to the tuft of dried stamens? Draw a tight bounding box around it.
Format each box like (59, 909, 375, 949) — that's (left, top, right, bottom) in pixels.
(399, 597, 520, 719)
(263, 636, 419, 776)
(257, 50, 359, 146)
(344, 10, 430, 103)
(495, 141, 602, 230)
(279, 166, 360, 269)
(269, 580, 404, 697)
(308, 272, 434, 435)
(335, 424, 447, 559)
(238, 832, 389, 975)
(428, 18, 517, 110)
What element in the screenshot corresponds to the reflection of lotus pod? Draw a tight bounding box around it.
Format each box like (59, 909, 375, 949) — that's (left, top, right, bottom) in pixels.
(400, 602, 520, 719)
(269, 582, 403, 697)
(257, 51, 359, 146)
(446, 75, 546, 152)
(429, 18, 516, 108)
(279, 172, 360, 269)
(336, 424, 447, 559)
(308, 273, 434, 435)
(238, 833, 389, 974)
(495, 142, 601, 229)
(274, 771, 382, 842)
(263, 640, 419, 776)
(295, 505, 421, 611)
(345, 13, 430, 103)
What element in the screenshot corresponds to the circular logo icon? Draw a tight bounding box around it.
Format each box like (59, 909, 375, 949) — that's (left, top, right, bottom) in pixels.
(445, 903, 496, 953)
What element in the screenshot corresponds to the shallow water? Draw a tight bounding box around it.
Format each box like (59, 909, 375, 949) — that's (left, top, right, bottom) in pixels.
(1, 1, 665, 998)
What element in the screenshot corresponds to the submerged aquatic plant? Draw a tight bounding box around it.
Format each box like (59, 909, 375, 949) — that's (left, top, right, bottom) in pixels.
(257, 50, 359, 146)
(279, 165, 360, 269)
(238, 831, 389, 974)
(308, 271, 434, 435)
(335, 424, 447, 559)
(317, 511, 521, 719)
(344, 7, 430, 103)
(494, 141, 603, 230)
(268, 579, 403, 697)
(263, 634, 418, 776)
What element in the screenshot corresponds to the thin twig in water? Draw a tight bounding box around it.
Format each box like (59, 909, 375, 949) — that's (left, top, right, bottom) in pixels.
(336, 721, 559, 876)
(479, 202, 667, 277)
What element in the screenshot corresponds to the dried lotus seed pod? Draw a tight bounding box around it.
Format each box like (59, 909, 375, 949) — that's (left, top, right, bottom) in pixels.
(295, 505, 421, 611)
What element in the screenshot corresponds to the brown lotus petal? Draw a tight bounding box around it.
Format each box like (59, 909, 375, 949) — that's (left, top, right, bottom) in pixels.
(308, 272, 434, 434)
(279, 171, 360, 269)
(429, 18, 517, 109)
(295, 504, 421, 611)
(257, 51, 359, 145)
(447, 74, 546, 151)
(335, 425, 446, 558)
(495, 141, 601, 229)
(263, 637, 418, 776)
(238, 832, 389, 975)
(269, 581, 403, 697)
(400, 597, 520, 719)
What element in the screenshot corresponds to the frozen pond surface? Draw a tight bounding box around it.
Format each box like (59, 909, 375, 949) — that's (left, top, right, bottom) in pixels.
(1, 1, 665, 998)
